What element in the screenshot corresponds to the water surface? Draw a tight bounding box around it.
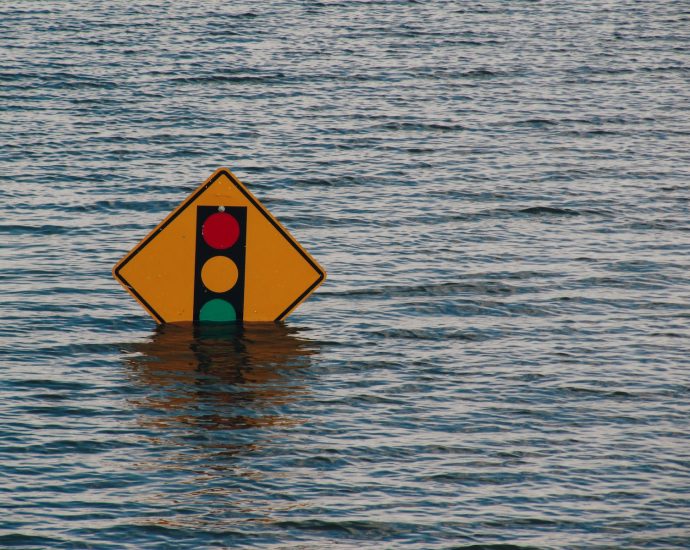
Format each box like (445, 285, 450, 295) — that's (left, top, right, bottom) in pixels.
(1, 1, 689, 548)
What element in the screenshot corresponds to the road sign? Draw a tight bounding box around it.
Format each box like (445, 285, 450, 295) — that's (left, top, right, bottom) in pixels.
(113, 168, 326, 323)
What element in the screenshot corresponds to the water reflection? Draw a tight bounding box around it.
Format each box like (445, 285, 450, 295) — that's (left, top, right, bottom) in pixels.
(124, 322, 318, 434)
(121, 323, 319, 519)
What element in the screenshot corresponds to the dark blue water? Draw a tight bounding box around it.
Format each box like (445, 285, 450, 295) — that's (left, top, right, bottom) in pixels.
(1, 1, 689, 548)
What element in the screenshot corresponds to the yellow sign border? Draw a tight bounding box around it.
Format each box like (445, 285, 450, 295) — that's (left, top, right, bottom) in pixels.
(112, 168, 326, 323)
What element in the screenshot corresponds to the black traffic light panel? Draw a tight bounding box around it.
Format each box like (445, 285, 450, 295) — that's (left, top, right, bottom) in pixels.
(193, 205, 247, 322)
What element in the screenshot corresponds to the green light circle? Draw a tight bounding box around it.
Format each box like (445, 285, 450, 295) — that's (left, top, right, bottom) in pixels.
(199, 299, 237, 322)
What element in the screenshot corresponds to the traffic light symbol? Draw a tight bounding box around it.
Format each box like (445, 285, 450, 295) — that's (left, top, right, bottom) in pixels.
(193, 206, 247, 322)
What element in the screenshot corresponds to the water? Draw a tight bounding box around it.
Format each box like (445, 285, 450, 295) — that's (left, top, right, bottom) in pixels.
(1, 1, 689, 547)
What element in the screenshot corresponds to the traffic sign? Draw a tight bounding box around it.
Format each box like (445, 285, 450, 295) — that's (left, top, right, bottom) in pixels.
(113, 168, 326, 323)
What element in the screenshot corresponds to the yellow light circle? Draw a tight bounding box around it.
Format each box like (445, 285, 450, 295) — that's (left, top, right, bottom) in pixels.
(201, 256, 238, 293)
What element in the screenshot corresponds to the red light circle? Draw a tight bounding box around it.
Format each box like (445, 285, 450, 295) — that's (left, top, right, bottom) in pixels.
(202, 212, 240, 249)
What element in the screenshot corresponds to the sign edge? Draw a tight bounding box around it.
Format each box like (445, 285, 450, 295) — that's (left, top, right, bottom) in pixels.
(111, 168, 230, 323)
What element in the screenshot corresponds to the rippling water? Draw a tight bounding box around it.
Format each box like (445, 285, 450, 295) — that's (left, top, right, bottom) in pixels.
(1, 1, 689, 548)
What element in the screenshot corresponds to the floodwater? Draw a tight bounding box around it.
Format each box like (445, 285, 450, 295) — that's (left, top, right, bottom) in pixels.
(1, 1, 689, 548)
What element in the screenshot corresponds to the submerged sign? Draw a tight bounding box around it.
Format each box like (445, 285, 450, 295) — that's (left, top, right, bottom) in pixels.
(113, 168, 326, 323)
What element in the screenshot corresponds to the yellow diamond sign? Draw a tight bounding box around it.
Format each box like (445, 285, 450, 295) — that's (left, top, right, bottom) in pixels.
(112, 168, 326, 323)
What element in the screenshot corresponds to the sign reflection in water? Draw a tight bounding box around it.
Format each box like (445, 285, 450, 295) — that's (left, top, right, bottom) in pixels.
(124, 322, 318, 436)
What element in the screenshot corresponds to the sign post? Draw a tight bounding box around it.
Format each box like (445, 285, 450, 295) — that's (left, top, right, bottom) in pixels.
(113, 168, 326, 323)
